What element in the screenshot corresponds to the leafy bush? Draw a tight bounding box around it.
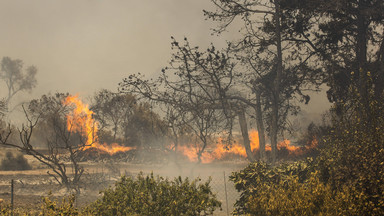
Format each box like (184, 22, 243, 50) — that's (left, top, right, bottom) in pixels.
(0, 201, 41, 215)
(316, 74, 384, 215)
(245, 171, 377, 216)
(40, 193, 80, 216)
(86, 172, 221, 215)
(230, 159, 315, 215)
(230, 159, 384, 215)
(0, 151, 31, 171)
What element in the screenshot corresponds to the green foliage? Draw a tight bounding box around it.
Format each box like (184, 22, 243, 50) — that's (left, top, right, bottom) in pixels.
(230, 159, 384, 215)
(40, 193, 80, 216)
(246, 171, 377, 216)
(86, 172, 221, 216)
(0, 151, 31, 171)
(246, 171, 331, 215)
(0, 195, 77, 216)
(230, 159, 315, 215)
(0, 203, 12, 216)
(317, 74, 384, 215)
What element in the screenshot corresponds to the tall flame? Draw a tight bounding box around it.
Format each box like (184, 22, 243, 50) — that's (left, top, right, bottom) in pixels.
(63, 95, 133, 155)
(63, 95, 97, 148)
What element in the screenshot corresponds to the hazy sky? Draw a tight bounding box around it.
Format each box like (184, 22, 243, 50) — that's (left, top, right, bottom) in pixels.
(0, 0, 330, 114)
(0, 1, 224, 95)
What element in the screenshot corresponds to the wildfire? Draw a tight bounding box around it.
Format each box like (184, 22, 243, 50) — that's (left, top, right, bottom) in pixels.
(63, 95, 97, 148)
(89, 143, 134, 155)
(176, 130, 317, 163)
(62, 95, 317, 160)
(63, 95, 134, 155)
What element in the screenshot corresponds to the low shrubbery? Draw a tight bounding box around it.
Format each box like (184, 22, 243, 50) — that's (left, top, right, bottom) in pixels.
(86, 172, 221, 215)
(230, 159, 316, 215)
(40, 193, 80, 216)
(0, 173, 221, 215)
(0, 151, 31, 171)
(231, 160, 380, 215)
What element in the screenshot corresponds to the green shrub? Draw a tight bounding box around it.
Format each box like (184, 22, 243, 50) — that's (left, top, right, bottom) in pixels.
(40, 193, 80, 216)
(0, 202, 40, 215)
(0, 151, 31, 171)
(230, 160, 383, 215)
(230, 159, 315, 215)
(0, 203, 12, 216)
(316, 74, 384, 215)
(86, 172, 221, 216)
(245, 171, 378, 216)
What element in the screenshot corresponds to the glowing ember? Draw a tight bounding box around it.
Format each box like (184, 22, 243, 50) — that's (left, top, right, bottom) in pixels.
(63, 95, 134, 155)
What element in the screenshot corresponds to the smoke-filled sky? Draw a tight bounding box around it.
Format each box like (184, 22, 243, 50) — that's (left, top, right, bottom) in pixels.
(0, 0, 330, 114)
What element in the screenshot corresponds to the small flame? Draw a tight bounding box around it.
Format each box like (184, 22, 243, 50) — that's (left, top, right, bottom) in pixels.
(175, 130, 317, 163)
(91, 143, 134, 155)
(63, 95, 134, 155)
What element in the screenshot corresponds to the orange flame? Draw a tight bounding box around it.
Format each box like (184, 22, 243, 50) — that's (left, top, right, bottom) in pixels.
(63, 95, 98, 148)
(90, 143, 134, 155)
(174, 131, 259, 163)
(63, 95, 134, 155)
(175, 130, 317, 163)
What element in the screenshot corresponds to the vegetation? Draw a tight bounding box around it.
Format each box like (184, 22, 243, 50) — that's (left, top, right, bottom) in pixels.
(0, 56, 37, 110)
(0, 151, 31, 171)
(1, 0, 384, 215)
(0, 93, 91, 192)
(230, 159, 315, 215)
(0, 173, 221, 216)
(91, 89, 168, 149)
(0, 194, 78, 216)
(230, 78, 384, 215)
(40, 193, 80, 216)
(86, 173, 221, 216)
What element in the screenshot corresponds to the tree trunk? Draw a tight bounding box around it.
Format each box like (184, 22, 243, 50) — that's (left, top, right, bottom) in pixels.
(197, 133, 207, 164)
(113, 123, 118, 142)
(254, 89, 266, 160)
(356, 2, 368, 104)
(271, 0, 283, 164)
(238, 108, 255, 162)
(376, 33, 384, 97)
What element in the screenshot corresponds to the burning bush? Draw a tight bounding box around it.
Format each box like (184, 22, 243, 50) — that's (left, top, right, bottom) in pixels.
(86, 172, 221, 215)
(0, 151, 31, 171)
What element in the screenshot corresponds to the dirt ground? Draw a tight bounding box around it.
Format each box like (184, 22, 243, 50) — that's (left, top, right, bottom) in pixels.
(0, 148, 247, 215)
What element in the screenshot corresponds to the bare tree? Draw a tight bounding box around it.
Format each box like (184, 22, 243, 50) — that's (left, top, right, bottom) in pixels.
(0, 93, 94, 193)
(205, 0, 322, 163)
(121, 38, 258, 162)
